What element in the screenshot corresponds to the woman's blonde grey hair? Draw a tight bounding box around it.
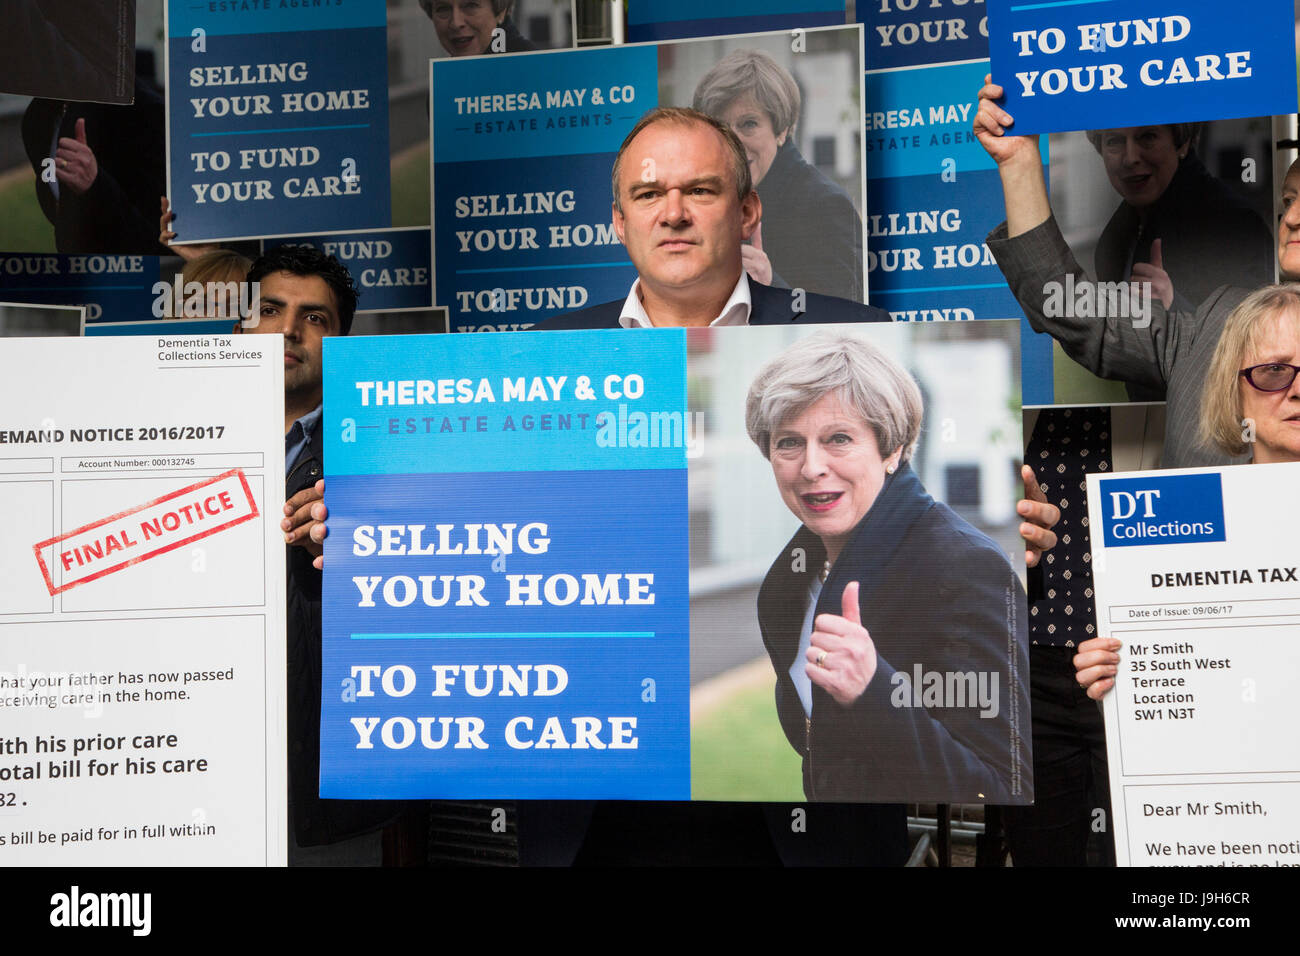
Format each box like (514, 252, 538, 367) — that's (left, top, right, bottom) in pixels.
(166, 249, 252, 319)
(693, 49, 801, 139)
(745, 329, 923, 463)
(181, 248, 252, 287)
(1200, 284, 1300, 457)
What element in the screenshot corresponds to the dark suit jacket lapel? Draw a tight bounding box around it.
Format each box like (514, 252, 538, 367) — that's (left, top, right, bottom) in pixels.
(747, 282, 784, 325)
(817, 463, 933, 624)
(758, 527, 823, 673)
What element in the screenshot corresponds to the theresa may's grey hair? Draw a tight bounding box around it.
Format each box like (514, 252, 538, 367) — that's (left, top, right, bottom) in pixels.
(610, 106, 752, 213)
(692, 49, 802, 138)
(745, 330, 923, 462)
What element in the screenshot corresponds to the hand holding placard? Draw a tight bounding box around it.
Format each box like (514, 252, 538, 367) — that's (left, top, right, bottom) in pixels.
(986, 0, 1297, 133)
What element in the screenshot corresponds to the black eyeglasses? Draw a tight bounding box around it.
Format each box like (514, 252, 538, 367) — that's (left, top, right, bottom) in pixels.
(1240, 363, 1300, 392)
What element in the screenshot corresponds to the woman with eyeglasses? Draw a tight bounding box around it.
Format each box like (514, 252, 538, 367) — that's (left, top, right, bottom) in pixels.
(1074, 284, 1300, 697)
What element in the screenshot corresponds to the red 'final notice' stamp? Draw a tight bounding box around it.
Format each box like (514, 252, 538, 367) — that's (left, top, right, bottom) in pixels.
(33, 469, 259, 595)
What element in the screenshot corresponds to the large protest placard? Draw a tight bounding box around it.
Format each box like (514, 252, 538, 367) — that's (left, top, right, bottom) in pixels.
(0, 335, 286, 865)
(627, 0, 846, 42)
(986, 0, 1297, 135)
(858, 3, 1053, 398)
(865, 59, 1044, 324)
(860, 0, 988, 70)
(320, 322, 1031, 803)
(0, 254, 160, 328)
(164, 0, 391, 243)
(1087, 462, 1300, 866)
(321, 330, 691, 798)
(431, 26, 866, 332)
(688, 323, 1029, 804)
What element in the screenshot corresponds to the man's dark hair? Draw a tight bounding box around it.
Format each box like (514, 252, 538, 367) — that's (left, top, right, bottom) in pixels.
(610, 106, 753, 213)
(246, 244, 359, 335)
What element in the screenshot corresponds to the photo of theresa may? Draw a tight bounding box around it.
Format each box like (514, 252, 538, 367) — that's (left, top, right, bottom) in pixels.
(688, 323, 1032, 805)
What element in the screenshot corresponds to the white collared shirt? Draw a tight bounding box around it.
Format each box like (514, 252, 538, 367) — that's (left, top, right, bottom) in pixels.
(792, 576, 823, 717)
(617, 272, 752, 328)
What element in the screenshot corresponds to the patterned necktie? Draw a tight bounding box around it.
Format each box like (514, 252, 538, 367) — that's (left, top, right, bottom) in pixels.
(1025, 407, 1113, 647)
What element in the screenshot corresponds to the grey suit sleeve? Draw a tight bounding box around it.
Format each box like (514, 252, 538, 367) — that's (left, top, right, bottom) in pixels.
(986, 216, 1187, 393)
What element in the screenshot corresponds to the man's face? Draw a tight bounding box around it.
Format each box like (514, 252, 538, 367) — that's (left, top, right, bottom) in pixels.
(241, 271, 340, 396)
(1277, 160, 1300, 280)
(431, 0, 504, 56)
(612, 120, 760, 302)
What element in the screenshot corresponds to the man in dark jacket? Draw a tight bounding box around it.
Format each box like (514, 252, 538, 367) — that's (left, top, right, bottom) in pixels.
(238, 244, 402, 863)
(537, 108, 890, 330)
